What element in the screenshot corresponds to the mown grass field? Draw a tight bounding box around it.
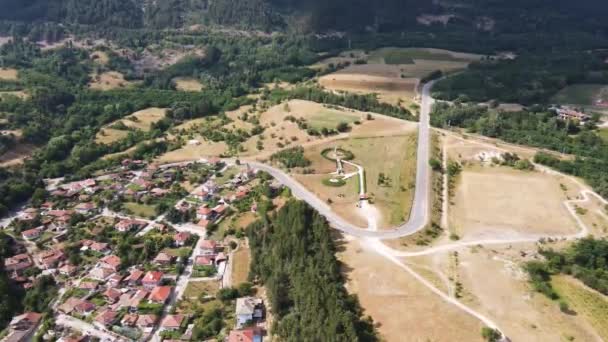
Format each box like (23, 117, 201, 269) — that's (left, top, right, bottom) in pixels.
(123, 202, 156, 219)
(183, 280, 219, 298)
(552, 275, 608, 341)
(550, 84, 608, 105)
(369, 47, 481, 65)
(308, 110, 360, 130)
(231, 244, 251, 286)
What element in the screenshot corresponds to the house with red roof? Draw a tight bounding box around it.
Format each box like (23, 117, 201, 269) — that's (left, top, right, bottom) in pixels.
(103, 288, 122, 304)
(89, 266, 115, 281)
(199, 240, 218, 255)
(136, 314, 158, 332)
(195, 255, 215, 267)
(142, 271, 164, 290)
(160, 314, 186, 331)
(94, 309, 118, 328)
(99, 255, 121, 271)
(149, 286, 172, 304)
(126, 269, 144, 286)
(228, 328, 264, 342)
(74, 202, 97, 214)
(173, 232, 191, 247)
(115, 219, 148, 233)
(153, 252, 174, 266)
(4, 254, 33, 273)
(21, 227, 42, 240)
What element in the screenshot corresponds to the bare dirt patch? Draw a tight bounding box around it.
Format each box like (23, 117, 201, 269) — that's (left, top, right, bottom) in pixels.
(338, 237, 484, 341)
(0, 68, 18, 81)
(0, 143, 35, 167)
(90, 51, 109, 65)
(89, 71, 134, 91)
(458, 245, 602, 342)
(451, 166, 579, 238)
(173, 77, 204, 92)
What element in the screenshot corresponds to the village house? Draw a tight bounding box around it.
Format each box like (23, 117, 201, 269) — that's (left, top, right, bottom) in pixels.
(58, 264, 78, 277)
(235, 297, 264, 329)
(94, 309, 119, 328)
(99, 255, 121, 271)
(142, 271, 164, 290)
(149, 286, 173, 304)
(202, 180, 218, 194)
(37, 249, 65, 269)
(74, 202, 97, 215)
(191, 188, 210, 201)
(228, 328, 264, 342)
(160, 314, 186, 332)
(136, 314, 158, 332)
(5, 312, 42, 342)
(129, 289, 149, 308)
(199, 240, 219, 255)
(551, 106, 591, 122)
(108, 273, 124, 287)
(195, 255, 215, 267)
(88, 266, 115, 281)
(125, 269, 144, 286)
(21, 227, 43, 241)
(77, 281, 98, 291)
(59, 297, 96, 316)
(173, 232, 191, 247)
(103, 288, 123, 304)
(151, 188, 170, 197)
(153, 252, 174, 266)
(115, 219, 148, 233)
(4, 254, 33, 273)
(121, 313, 139, 327)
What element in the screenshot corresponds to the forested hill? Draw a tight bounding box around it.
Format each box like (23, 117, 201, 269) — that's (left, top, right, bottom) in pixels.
(2, 0, 608, 37)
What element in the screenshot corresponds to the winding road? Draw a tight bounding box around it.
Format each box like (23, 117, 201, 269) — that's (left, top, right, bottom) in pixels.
(245, 81, 435, 239)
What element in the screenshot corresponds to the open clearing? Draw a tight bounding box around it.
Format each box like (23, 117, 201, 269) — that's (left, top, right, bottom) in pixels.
(95, 107, 166, 145)
(0, 143, 35, 167)
(457, 245, 601, 342)
(231, 243, 251, 286)
(451, 166, 579, 238)
(89, 71, 134, 91)
(0, 91, 28, 100)
(0, 68, 18, 81)
(338, 237, 484, 341)
(368, 47, 482, 65)
(550, 84, 608, 106)
(173, 77, 204, 92)
(552, 275, 608, 341)
(90, 51, 109, 65)
(123, 202, 156, 219)
(183, 280, 219, 299)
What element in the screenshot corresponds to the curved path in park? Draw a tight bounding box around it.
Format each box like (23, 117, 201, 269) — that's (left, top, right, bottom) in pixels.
(245, 81, 435, 239)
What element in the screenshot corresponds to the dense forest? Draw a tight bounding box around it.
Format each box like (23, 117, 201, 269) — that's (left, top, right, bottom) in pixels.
(430, 102, 608, 197)
(433, 52, 608, 104)
(525, 238, 608, 299)
(248, 200, 377, 341)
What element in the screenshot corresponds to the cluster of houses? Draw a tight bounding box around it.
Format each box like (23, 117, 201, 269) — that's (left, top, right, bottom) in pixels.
(550, 105, 591, 122)
(1, 159, 271, 341)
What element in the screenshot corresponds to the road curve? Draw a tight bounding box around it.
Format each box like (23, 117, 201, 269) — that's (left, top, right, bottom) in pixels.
(246, 81, 435, 238)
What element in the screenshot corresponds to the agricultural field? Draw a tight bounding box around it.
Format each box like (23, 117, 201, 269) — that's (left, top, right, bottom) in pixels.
(95, 107, 167, 144)
(451, 166, 578, 238)
(550, 84, 608, 106)
(173, 77, 204, 91)
(122, 202, 156, 219)
(0, 68, 18, 80)
(368, 47, 482, 65)
(183, 280, 219, 299)
(89, 71, 134, 91)
(552, 275, 608, 341)
(231, 243, 251, 286)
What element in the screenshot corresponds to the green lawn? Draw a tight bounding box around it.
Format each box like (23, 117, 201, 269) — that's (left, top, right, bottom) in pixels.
(598, 128, 608, 142)
(123, 202, 156, 219)
(369, 47, 477, 65)
(550, 84, 608, 105)
(552, 275, 608, 341)
(308, 110, 359, 130)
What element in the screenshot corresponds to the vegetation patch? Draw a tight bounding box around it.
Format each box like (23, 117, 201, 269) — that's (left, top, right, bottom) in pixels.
(552, 275, 608, 341)
(322, 177, 346, 187)
(270, 146, 311, 169)
(321, 147, 355, 161)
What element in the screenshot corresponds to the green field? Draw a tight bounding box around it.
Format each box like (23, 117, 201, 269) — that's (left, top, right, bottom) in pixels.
(550, 84, 608, 105)
(598, 128, 608, 142)
(123, 202, 156, 219)
(369, 47, 478, 65)
(552, 275, 608, 341)
(308, 110, 359, 130)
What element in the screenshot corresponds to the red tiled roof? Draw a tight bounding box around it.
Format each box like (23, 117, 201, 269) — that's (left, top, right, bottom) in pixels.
(160, 314, 185, 329)
(149, 286, 172, 303)
(100, 255, 121, 269)
(142, 271, 163, 283)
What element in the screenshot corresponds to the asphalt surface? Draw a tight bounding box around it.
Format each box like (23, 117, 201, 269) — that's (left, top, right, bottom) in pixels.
(247, 81, 435, 239)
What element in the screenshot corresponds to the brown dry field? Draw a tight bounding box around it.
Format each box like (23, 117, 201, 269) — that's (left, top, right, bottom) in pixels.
(89, 71, 134, 91)
(95, 107, 166, 144)
(458, 245, 602, 341)
(90, 51, 109, 65)
(173, 77, 204, 92)
(451, 166, 579, 238)
(338, 237, 484, 342)
(0, 68, 18, 80)
(571, 191, 608, 237)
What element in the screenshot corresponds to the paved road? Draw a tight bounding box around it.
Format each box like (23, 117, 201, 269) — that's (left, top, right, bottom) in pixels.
(245, 81, 435, 238)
